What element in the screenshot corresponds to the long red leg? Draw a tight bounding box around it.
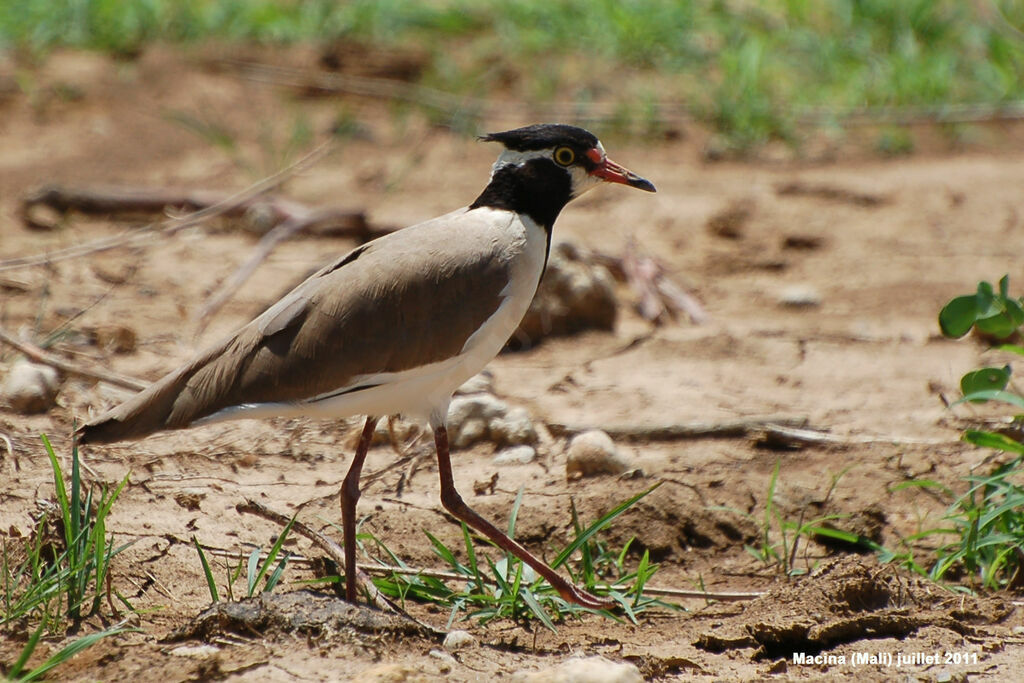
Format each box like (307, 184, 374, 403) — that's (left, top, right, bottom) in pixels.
(432, 424, 613, 610)
(340, 416, 379, 602)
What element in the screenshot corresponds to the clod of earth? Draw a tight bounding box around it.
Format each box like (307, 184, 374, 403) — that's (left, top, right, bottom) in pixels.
(693, 557, 1013, 661)
(166, 590, 431, 643)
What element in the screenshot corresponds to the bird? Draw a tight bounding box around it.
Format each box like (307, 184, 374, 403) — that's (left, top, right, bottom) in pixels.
(77, 123, 656, 610)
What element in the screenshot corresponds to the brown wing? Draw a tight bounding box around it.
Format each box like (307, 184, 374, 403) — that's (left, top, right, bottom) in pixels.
(79, 210, 516, 443)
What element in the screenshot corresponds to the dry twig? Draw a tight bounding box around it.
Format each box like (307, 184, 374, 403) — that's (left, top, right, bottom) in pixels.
(0, 326, 146, 391)
(0, 140, 334, 274)
(547, 415, 810, 442)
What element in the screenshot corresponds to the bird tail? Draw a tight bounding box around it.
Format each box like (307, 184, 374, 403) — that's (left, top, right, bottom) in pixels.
(76, 338, 235, 445)
(76, 366, 195, 445)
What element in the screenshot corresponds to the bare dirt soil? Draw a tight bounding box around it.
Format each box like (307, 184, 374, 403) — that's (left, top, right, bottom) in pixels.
(2, 47, 1024, 681)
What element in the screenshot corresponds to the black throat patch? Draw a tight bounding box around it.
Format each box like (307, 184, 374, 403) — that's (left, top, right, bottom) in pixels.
(469, 158, 572, 259)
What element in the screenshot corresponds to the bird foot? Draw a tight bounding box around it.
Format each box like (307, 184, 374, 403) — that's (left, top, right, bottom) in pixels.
(559, 582, 616, 610)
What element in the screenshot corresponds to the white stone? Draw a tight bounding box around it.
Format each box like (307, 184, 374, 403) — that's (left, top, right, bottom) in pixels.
(428, 648, 457, 671)
(168, 644, 220, 658)
(456, 371, 494, 396)
(565, 430, 630, 479)
(452, 418, 488, 449)
(493, 445, 537, 466)
(1, 359, 60, 414)
(489, 406, 538, 446)
(442, 629, 477, 651)
(512, 656, 643, 683)
(447, 394, 509, 448)
(778, 284, 822, 308)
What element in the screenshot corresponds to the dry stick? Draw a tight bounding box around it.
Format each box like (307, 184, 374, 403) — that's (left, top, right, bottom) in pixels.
(760, 423, 957, 448)
(0, 140, 335, 274)
(234, 499, 443, 635)
(546, 415, 810, 442)
(0, 327, 146, 392)
(20, 185, 372, 237)
(593, 243, 708, 325)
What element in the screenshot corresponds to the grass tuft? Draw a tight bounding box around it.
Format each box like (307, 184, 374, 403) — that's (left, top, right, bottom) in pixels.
(357, 483, 678, 631)
(1, 435, 135, 680)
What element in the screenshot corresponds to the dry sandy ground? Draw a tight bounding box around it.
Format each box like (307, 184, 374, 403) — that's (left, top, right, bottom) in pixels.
(2, 48, 1024, 681)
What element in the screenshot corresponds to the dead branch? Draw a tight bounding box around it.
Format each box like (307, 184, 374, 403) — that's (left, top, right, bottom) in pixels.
(20, 184, 374, 239)
(593, 240, 708, 325)
(759, 424, 957, 448)
(0, 326, 146, 392)
(546, 415, 810, 442)
(0, 140, 334, 274)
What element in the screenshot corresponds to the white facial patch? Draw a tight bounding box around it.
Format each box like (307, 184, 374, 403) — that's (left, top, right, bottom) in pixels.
(491, 141, 606, 199)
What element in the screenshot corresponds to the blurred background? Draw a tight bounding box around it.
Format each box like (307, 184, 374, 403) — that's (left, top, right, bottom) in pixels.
(3, 0, 1024, 158)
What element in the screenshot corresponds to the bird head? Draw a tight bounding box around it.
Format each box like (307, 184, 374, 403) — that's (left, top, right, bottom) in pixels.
(480, 123, 656, 199)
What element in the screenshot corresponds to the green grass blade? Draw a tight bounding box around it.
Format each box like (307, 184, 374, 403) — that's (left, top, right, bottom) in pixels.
(263, 552, 292, 594)
(192, 537, 219, 602)
(551, 483, 661, 569)
(245, 548, 261, 596)
(518, 586, 556, 632)
(20, 626, 132, 682)
(461, 523, 484, 594)
(508, 486, 525, 538)
(40, 436, 70, 547)
(7, 616, 47, 679)
(249, 514, 296, 596)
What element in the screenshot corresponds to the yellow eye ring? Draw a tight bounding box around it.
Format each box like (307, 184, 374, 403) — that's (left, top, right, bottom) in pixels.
(553, 146, 575, 166)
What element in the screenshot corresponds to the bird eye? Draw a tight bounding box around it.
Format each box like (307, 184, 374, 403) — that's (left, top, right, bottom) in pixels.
(553, 146, 575, 166)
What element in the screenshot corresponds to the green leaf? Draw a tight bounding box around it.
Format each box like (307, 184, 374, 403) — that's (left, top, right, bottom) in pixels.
(960, 366, 1011, 398)
(976, 310, 1021, 339)
(939, 295, 978, 338)
(192, 537, 219, 603)
(963, 430, 1024, 455)
(956, 389, 1024, 410)
(246, 548, 261, 595)
(551, 483, 661, 570)
(20, 626, 132, 682)
(996, 343, 1024, 356)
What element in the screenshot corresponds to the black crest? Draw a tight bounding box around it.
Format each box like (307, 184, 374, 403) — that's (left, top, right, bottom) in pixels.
(480, 123, 598, 152)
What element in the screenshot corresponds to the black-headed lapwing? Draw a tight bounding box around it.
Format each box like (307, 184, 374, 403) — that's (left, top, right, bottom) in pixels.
(78, 123, 656, 608)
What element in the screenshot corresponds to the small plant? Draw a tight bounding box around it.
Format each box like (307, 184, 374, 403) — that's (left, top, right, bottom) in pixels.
(357, 484, 676, 631)
(899, 275, 1024, 590)
(191, 514, 296, 603)
(722, 460, 863, 577)
(1, 435, 134, 680)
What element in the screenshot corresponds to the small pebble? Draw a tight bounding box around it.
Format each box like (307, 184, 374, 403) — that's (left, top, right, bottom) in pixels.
(442, 629, 477, 651)
(456, 371, 494, 395)
(566, 430, 630, 479)
(1, 359, 60, 414)
(489, 406, 538, 446)
(428, 648, 457, 672)
(511, 656, 642, 683)
(447, 393, 510, 448)
(168, 644, 220, 658)
(778, 284, 822, 308)
(493, 445, 536, 466)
